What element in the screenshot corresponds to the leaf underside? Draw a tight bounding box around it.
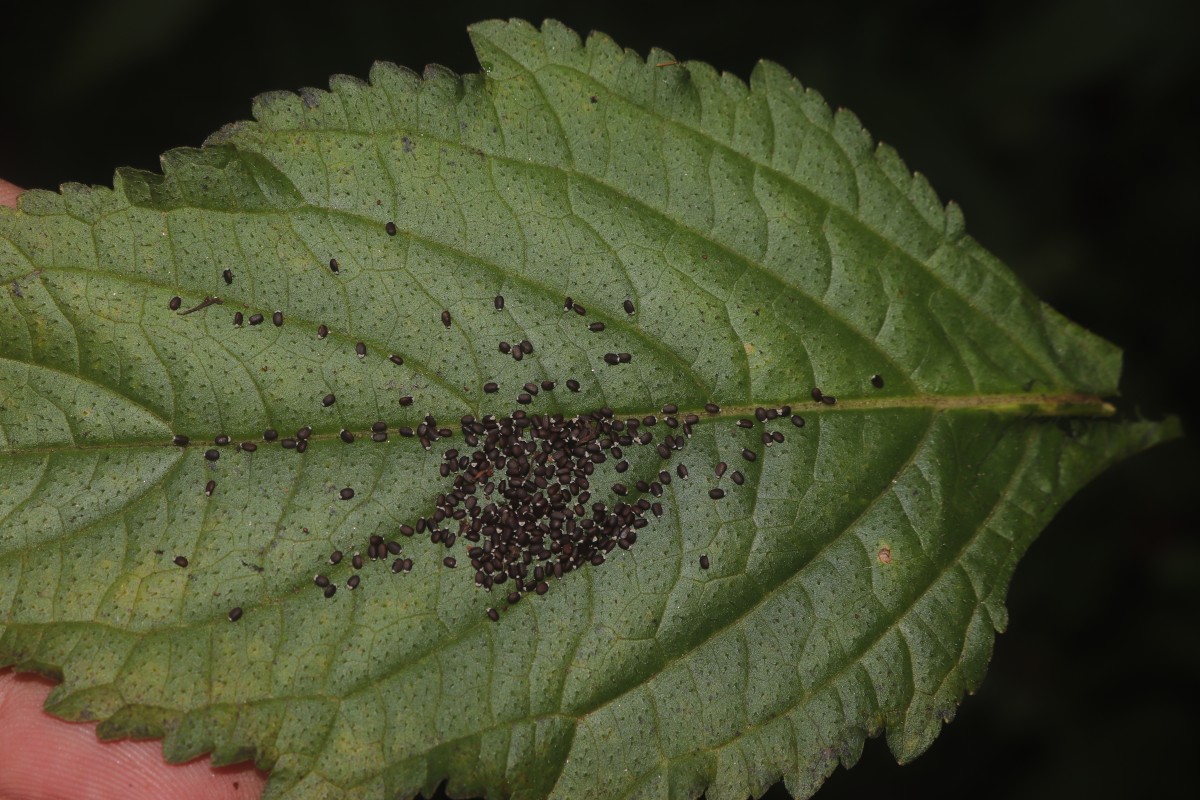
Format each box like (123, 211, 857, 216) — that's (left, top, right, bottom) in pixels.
(0, 18, 1177, 800)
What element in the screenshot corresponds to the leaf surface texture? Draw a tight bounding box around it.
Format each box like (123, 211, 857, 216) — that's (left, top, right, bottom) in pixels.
(0, 19, 1175, 800)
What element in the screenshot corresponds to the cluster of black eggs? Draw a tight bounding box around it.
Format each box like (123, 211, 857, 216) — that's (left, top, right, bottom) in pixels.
(316, 401, 714, 618)
(164, 218, 885, 624)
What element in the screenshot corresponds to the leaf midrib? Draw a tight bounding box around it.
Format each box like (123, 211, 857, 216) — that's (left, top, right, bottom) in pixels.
(0, 391, 1111, 459)
(0, 392, 1112, 458)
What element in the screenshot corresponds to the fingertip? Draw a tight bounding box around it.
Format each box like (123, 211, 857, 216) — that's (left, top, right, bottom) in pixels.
(0, 669, 267, 800)
(0, 178, 22, 209)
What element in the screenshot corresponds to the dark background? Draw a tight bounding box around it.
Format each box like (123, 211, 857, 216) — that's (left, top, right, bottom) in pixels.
(2, 1, 1196, 798)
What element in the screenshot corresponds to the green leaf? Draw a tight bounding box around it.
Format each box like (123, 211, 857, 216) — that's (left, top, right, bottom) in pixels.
(0, 18, 1177, 800)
